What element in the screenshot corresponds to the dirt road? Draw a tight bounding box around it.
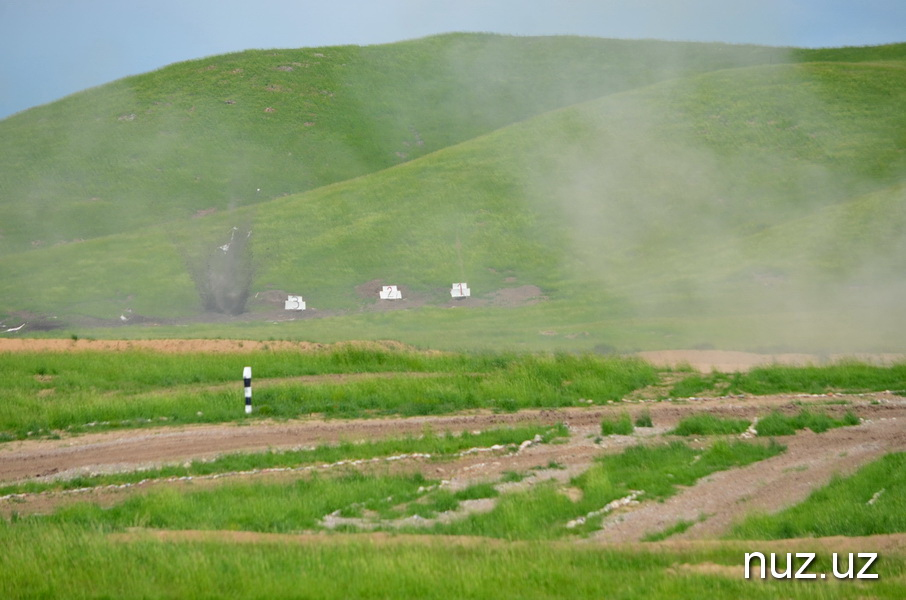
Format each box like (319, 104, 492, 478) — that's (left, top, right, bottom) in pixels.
(2, 340, 904, 542)
(2, 391, 904, 541)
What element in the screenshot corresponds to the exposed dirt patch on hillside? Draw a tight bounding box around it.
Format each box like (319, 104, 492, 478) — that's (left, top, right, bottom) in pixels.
(1, 280, 551, 332)
(486, 285, 546, 307)
(353, 279, 430, 311)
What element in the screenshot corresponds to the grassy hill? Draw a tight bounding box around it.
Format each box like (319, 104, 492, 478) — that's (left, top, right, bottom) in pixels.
(0, 34, 789, 254)
(1, 34, 905, 351)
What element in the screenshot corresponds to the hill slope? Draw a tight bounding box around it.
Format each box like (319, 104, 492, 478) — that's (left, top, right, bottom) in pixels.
(0, 34, 790, 255)
(1, 35, 905, 351)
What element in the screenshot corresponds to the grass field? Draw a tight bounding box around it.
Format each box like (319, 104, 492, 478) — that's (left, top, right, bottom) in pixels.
(0, 347, 657, 439)
(5, 521, 904, 599)
(2, 32, 906, 598)
(671, 414, 751, 436)
(0, 35, 795, 255)
(671, 362, 906, 397)
(4, 345, 901, 441)
(1, 348, 905, 597)
(669, 409, 860, 436)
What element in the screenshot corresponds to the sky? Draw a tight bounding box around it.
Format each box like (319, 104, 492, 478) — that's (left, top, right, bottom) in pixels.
(1, 0, 904, 120)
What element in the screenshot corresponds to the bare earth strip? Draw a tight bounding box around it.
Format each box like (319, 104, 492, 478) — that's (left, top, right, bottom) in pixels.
(1, 397, 904, 536)
(3, 396, 903, 484)
(0, 418, 620, 518)
(0, 409, 599, 483)
(591, 416, 906, 543)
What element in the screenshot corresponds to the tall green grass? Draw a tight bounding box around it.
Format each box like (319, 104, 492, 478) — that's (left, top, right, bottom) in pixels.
(600, 413, 634, 436)
(7, 520, 900, 599)
(669, 409, 859, 438)
(0, 349, 657, 439)
(0, 345, 474, 394)
(671, 362, 906, 397)
(730, 363, 906, 395)
(7, 444, 906, 598)
(671, 414, 751, 436)
(42, 471, 434, 533)
(755, 409, 860, 436)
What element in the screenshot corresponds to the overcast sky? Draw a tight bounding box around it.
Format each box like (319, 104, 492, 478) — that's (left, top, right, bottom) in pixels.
(1, 0, 904, 120)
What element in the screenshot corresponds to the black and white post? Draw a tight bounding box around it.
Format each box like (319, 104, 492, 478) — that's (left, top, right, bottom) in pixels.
(243, 366, 252, 414)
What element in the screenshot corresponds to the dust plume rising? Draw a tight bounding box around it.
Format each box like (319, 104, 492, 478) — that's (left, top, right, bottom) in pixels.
(513, 51, 906, 352)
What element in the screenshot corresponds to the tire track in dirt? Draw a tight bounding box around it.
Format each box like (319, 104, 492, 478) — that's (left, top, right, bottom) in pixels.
(2, 394, 903, 483)
(3, 341, 905, 548)
(3, 393, 905, 542)
(591, 415, 906, 543)
(0, 420, 617, 518)
(0, 409, 588, 483)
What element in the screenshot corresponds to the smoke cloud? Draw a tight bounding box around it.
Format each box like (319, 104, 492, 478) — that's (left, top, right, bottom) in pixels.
(509, 50, 906, 351)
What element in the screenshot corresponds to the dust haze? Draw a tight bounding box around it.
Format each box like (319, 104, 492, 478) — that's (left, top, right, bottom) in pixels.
(508, 47, 906, 352)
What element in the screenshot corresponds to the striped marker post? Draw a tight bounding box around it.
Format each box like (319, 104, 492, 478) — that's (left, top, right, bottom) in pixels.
(243, 366, 252, 414)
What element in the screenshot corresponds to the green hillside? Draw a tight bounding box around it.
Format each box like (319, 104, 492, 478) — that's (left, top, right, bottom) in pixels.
(1, 34, 905, 351)
(0, 34, 789, 254)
